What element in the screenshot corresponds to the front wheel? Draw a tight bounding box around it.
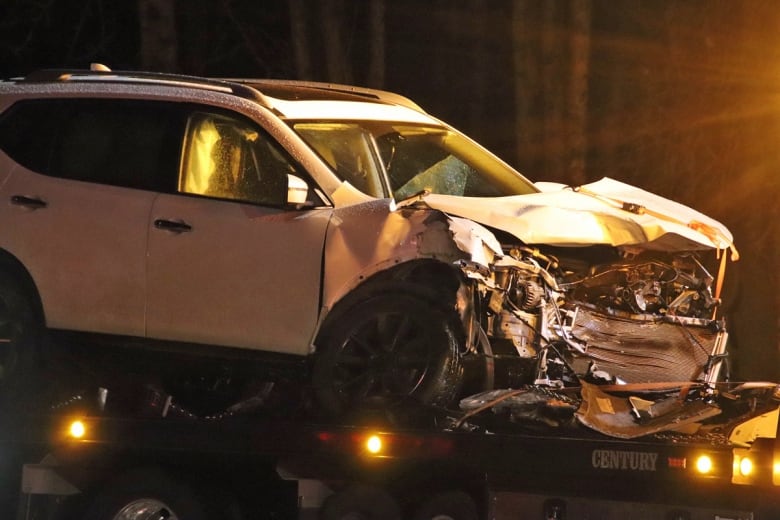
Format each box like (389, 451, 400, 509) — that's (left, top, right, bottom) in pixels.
(313, 283, 464, 417)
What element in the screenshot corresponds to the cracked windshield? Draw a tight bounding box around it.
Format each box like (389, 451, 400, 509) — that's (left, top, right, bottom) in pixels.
(293, 122, 538, 200)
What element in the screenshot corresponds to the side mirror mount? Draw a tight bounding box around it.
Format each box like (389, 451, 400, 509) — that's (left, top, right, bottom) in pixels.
(287, 174, 309, 205)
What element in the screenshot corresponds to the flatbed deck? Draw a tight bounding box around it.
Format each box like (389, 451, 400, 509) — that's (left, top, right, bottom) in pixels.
(2, 401, 775, 519)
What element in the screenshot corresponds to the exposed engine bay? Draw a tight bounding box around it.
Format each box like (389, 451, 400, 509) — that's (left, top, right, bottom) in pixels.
(456, 241, 779, 439)
(478, 246, 726, 386)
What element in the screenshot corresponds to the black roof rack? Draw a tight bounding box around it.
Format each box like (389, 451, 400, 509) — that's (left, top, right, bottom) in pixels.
(17, 66, 425, 113)
(18, 67, 270, 107)
(227, 78, 424, 112)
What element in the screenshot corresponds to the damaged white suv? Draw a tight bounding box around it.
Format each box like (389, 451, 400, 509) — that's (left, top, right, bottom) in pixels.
(0, 67, 739, 421)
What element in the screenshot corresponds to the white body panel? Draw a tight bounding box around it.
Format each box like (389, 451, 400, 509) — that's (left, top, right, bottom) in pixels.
(422, 177, 733, 252)
(146, 194, 330, 354)
(0, 163, 151, 335)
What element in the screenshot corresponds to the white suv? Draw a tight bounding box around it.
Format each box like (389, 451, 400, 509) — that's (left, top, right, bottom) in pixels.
(0, 67, 737, 418)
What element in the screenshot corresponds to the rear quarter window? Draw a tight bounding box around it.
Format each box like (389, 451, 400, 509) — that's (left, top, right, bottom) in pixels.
(0, 99, 61, 173)
(0, 98, 185, 192)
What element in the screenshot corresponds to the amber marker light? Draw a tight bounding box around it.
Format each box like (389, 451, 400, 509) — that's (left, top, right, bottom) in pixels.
(695, 455, 713, 474)
(366, 434, 383, 455)
(68, 419, 86, 439)
(739, 456, 754, 477)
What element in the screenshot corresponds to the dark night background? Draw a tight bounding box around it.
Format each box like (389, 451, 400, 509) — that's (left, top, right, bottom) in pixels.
(1, 0, 778, 380)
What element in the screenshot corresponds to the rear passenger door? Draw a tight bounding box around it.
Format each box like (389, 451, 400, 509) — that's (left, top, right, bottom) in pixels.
(0, 99, 184, 336)
(146, 108, 330, 355)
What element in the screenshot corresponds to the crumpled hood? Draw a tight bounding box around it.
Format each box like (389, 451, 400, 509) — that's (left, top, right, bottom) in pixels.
(419, 177, 735, 253)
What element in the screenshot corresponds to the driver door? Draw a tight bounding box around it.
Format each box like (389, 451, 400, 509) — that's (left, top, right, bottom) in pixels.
(146, 109, 330, 355)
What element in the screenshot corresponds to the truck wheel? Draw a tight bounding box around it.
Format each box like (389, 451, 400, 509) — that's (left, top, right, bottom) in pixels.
(319, 483, 400, 520)
(313, 283, 463, 417)
(412, 490, 478, 520)
(83, 468, 206, 520)
(0, 271, 40, 409)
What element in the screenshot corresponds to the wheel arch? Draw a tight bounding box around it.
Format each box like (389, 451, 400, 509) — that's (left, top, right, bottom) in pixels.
(0, 248, 44, 324)
(310, 262, 473, 416)
(316, 258, 470, 344)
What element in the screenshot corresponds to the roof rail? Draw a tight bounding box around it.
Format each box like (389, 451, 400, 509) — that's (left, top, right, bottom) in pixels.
(17, 67, 424, 113)
(19, 68, 271, 106)
(228, 78, 425, 112)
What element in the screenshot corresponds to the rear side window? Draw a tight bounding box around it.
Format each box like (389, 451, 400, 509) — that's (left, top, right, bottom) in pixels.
(0, 100, 60, 174)
(0, 99, 185, 192)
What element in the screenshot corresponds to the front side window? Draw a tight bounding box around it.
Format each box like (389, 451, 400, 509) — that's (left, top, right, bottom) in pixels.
(292, 122, 538, 200)
(180, 112, 296, 206)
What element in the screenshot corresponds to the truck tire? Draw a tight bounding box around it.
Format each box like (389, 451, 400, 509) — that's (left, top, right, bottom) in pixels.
(83, 468, 206, 520)
(0, 270, 41, 410)
(412, 490, 478, 520)
(313, 282, 464, 417)
(319, 483, 400, 520)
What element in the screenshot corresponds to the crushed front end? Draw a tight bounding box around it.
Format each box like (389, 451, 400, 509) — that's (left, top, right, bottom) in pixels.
(435, 178, 772, 438)
(473, 246, 728, 388)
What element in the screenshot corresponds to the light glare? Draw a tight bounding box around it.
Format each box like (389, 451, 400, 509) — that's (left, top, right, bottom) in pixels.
(695, 455, 713, 474)
(69, 420, 86, 439)
(739, 456, 753, 477)
(366, 435, 382, 454)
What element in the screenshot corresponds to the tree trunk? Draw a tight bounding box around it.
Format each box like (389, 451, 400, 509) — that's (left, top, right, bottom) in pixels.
(288, 0, 312, 80)
(138, 0, 178, 72)
(511, 0, 539, 173)
(321, 0, 352, 83)
(566, 0, 590, 185)
(366, 0, 385, 88)
(469, 0, 487, 135)
(540, 1, 564, 181)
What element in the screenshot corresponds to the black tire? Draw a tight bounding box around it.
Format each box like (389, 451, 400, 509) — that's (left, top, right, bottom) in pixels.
(313, 282, 464, 417)
(83, 468, 206, 520)
(0, 270, 41, 410)
(319, 483, 400, 520)
(412, 490, 478, 520)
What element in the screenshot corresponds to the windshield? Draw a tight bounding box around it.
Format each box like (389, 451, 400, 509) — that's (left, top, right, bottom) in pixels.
(292, 122, 538, 199)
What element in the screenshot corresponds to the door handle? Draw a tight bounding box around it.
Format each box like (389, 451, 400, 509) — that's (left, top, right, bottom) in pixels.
(154, 219, 193, 233)
(10, 195, 47, 209)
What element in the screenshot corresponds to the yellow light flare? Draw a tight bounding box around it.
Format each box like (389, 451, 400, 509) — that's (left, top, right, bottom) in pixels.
(739, 456, 753, 477)
(68, 420, 86, 439)
(695, 455, 713, 474)
(366, 435, 383, 454)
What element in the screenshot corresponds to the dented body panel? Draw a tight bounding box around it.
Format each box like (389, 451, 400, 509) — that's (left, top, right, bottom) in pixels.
(321, 201, 466, 312)
(421, 177, 734, 252)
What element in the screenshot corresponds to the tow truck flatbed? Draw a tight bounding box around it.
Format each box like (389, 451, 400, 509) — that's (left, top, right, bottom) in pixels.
(2, 401, 777, 519)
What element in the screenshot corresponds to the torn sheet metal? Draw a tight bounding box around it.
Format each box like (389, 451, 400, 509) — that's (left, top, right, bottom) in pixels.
(456, 384, 722, 439)
(455, 380, 780, 441)
(459, 387, 579, 429)
(575, 381, 721, 439)
(446, 215, 503, 268)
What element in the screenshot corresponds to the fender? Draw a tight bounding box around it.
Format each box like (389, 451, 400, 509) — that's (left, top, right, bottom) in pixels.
(321, 199, 475, 314)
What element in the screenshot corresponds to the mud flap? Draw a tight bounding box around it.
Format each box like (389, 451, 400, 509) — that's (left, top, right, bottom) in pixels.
(575, 381, 721, 439)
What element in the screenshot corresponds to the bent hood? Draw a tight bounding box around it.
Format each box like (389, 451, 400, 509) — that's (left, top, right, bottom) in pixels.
(419, 177, 735, 253)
